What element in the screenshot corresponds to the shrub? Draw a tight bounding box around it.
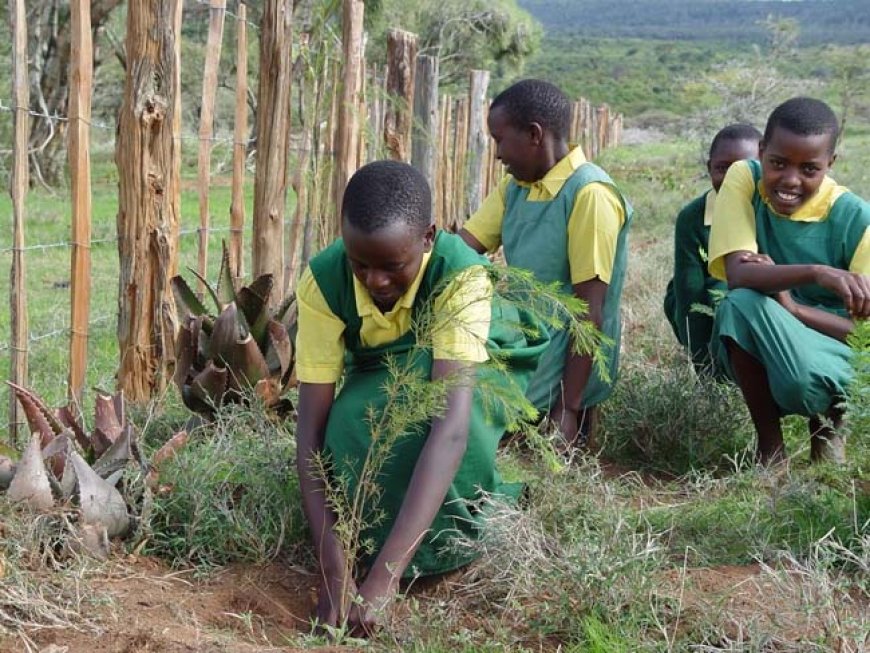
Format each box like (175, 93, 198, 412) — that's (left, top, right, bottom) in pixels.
(145, 402, 306, 569)
(599, 357, 754, 474)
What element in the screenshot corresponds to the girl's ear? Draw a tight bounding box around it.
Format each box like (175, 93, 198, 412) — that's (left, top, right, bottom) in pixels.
(423, 223, 436, 251)
(528, 121, 544, 146)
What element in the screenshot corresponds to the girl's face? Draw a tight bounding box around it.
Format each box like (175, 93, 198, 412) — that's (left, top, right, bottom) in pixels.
(342, 220, 435, 313)
(707, 138, 759, 193)
(487, 105, 547, 183)
(759, 126, 835, 216)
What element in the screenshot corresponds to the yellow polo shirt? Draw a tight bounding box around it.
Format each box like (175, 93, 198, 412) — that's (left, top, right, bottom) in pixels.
(463, 145, 626, 284)
(708, 161, 870, 280)
(295, 252, 493, 384)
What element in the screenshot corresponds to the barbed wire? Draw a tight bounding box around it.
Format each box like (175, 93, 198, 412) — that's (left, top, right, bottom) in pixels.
(0, 226, 242, 256)
(195, 0, 260, 31)
(0, 313, 114, 354)
(0, 100, 255, 147)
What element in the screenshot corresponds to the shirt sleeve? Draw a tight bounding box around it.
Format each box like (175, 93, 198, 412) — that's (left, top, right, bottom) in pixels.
(708, 161, 758, 280)
(431, 265, 492, 363)
(295, 268, 346, 383)
(850, 228, 870, 274)
(566, 182, 625, 285)
(462, 176, 510, 253)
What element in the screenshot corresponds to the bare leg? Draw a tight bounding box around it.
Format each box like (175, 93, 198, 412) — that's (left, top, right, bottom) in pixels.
(809, 406, 846, 464)
(726, 339, 785, 465)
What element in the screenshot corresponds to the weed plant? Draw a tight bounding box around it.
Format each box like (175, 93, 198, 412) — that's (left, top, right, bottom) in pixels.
(599, 356, 754, 475)
(145, 401, 306, 569)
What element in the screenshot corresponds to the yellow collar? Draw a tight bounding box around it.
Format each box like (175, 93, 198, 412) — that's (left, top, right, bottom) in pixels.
(703, 189, 717, 227)
(757, 175, 848, 222)
(515, 145, 587, 199)
(352, 251, 432, 319)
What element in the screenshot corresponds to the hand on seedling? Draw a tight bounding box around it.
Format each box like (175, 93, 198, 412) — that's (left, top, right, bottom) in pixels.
(347, 578, 392, 638)
(316, 569, 358, 631)
(814, 267, 870, 319)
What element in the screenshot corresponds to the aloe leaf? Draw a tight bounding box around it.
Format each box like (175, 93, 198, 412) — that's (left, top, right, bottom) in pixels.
(93, 392, 123, 456)
(190, 362, 229, 406)
(56, 405, 92, 454)
(7, 382, 65, 447)
(187, 266, 223, 312)
(181, 385, 216, 416)
(216, 242, 237, 307)
(174, 319, 196, 390)
(70, 451, 130, 538)
(7, 433, 54, 510)
(146, 431, 189, 489)
(226, 336, 269, 392)
(264, 319, 292, 377)
(92, 423, 135, 479)
(0, 456, 16, 491)
(209, 303, 240, 365)
(171, 275, 209, 318)
(42, 431, 71, 480)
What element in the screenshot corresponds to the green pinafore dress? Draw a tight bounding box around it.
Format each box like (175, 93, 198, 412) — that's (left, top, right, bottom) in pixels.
(712, 160, 870, 416)
(308, 231, 550, 576)
(501, 163, 633, 413)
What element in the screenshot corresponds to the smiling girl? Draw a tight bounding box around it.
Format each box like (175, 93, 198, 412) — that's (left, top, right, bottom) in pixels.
(708, 97, 870, 464)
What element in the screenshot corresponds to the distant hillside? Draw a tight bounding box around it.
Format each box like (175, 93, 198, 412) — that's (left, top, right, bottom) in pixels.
(517, 0, 870, 45)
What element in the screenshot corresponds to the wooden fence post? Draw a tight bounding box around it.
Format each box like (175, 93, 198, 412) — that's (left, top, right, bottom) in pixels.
(332, 0, 365, 239)
(8, 0, 29, 442)
(68, 0, 93, 409)
(115, 0, 183, 402)
(229, 3, 248, 281)
(384, 29, 417, 162)
(412, 54, 439, 220)
(465, 69, 490, 217)
(452, 97, 469, 228)
(196, 0, 226, 292)
(253, 0, 293, 300)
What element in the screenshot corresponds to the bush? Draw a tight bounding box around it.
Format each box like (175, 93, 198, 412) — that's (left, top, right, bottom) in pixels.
(599, 357, 754, 474)
(145, 403, 307, 569)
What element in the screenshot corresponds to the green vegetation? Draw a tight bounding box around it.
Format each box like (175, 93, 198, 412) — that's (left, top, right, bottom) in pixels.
(518, 0, 870, 44)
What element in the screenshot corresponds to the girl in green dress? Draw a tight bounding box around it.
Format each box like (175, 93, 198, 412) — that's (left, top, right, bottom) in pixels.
(708, 97, 870, 464)
(664, 123, 760, 373)
(295, 161, 548, 635)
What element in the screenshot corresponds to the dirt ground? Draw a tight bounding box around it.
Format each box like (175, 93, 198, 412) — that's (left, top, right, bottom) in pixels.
(3, 558, 330, 653)
(3, 553, 851, 653)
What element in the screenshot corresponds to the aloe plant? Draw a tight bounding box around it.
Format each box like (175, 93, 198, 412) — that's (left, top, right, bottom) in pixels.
(1, 383, 186, 559)
(171, 243, 297, 417)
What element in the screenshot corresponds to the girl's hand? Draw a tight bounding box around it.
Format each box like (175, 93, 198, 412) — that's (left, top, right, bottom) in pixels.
(814, 267, 870, 318)
(347, 577, 393, 638)
(315, 567, 357, 631)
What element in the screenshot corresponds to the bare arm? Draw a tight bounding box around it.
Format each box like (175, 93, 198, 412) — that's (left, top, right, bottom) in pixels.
(459, 228, 488, 254)
(725, 251, 870, 341)
(352, 359, 474, 628)
(296, 382, 355, 625)
(549, 277, 607, 445)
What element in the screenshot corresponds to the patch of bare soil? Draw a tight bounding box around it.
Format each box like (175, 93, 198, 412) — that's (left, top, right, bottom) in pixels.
(3, 557, 344, 653)
(660, 563, 867, 645)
